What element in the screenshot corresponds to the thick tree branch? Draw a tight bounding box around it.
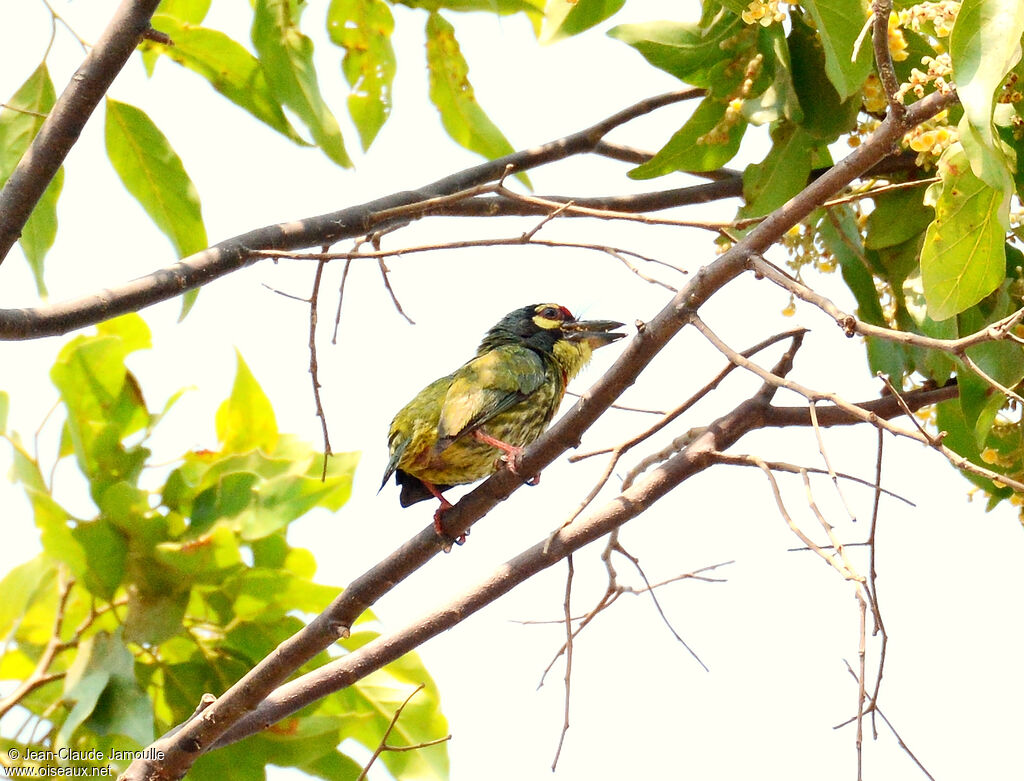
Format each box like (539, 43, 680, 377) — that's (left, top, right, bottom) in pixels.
(121, 87, 957, 781)
(0, 102, 926, 341)
(0, 89, 700, 339)
(210, 367, 798, 748)
(0, 0, 163, 262)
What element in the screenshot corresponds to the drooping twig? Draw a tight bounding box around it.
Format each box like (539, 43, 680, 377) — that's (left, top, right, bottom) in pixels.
(308, 258, 332, 480)
(551, 555, 575, 771)
(355, 684, 450, 781)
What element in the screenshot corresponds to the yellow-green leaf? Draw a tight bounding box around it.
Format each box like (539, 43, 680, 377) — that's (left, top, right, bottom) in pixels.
(425, 12, 519, 167)
(921, 146, 1008, 320)
(105, 99, 208, 260)
(950, 0, 1024, 192)
(252, 0, 351, 167)
(629, 96, 745, 178)
(328, 0, 396, 150)
(216, 351, 279, 454)
(145, 15, 307, 145)
(543, 0, 625, 43)
(0, 64, 61, 293)
(801, 0, 873, 99)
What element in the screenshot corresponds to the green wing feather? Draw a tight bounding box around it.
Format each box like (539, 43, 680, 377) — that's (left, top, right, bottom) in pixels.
(437, 345, 547, 447)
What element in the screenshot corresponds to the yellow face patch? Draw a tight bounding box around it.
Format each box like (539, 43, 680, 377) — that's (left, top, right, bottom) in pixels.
(532, 303, 572, 331)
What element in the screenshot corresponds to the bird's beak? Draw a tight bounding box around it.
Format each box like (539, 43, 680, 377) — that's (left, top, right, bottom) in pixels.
(563, 318, 626, 349)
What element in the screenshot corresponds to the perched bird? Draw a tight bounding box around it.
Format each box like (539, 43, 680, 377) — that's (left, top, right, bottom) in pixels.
(381, 303, 625, 538)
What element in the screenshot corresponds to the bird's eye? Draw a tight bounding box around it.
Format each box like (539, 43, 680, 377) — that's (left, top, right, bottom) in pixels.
(540, 306, 560, 319)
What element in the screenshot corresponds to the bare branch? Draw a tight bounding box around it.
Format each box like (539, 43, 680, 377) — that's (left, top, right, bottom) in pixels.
(0, 89, 701, 339)
(356, 685, 450, 781)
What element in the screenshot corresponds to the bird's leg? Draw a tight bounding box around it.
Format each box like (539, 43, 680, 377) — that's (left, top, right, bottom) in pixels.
(422, 481, 465, 545)
(472, 429, 540, 486)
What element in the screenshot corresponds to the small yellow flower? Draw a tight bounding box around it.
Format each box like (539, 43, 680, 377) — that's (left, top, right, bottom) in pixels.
(888, 13, 909, 62)
(742, 0, 785, 27)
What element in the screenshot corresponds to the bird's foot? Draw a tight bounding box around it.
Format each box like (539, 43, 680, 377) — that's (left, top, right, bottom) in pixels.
(472, 430, 540, 486)
(432, 498, 466, 550)
(503, 451, 541, 486)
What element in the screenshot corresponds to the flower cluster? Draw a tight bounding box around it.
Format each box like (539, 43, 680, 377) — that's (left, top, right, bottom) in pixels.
(741, 0, 787, 27)
(887, 12, 909, 62)
(862, 73, 888, 114)
(898, 0, 960, 38)
(896, 52, 954, 102)
(697, 54, 763, 146)
(902, 109, 957, 165)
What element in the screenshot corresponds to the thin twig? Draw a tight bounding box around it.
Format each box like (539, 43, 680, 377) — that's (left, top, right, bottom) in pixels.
(309, 259, 332, 480)
(614, 542, 708, 671)
(551, 556, 575, 771)
(331, 258, 354, 344)
(712, 453, 914, 506)
(356, 684, 450, 781)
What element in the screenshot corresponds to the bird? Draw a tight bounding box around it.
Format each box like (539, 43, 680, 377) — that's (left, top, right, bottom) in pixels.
(381, 303, 625, 539)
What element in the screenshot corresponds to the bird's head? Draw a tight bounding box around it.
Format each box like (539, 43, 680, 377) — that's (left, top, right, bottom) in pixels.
(479, 303, 625, 379)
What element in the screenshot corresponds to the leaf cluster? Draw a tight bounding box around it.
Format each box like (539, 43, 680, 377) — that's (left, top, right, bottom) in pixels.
(0, 315, 447, 780)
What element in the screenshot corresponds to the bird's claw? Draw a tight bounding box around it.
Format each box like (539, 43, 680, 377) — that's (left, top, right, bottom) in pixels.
(433, 500, 466, 551)
(498, 451, 540, 486)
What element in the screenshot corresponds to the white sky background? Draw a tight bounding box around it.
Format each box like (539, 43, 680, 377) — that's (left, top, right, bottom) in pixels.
(1, 1, 1023, 779)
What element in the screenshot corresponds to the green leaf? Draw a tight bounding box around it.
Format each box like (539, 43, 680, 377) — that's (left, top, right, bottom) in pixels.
(741, 122, 813, 217)
(73, 519, 128, 600)
(608, 10, 742, 86)
(801, 0, 873, 99)
(0, 556, 57, 641)
(819, 207, 887, 326)
(19, 167, 63, 295)
(31, 489, 88, 579)
(50, 315, 152, 488)
(156, 524, 243, 578)
(216, 351, 279, 453)
(144, 15, 307, 145)
(6, 434, 47, 493)
(0, 64, 60, 292)
(743, 23, 803, 125)
(0, 64, 53, 181)
(237, 450, 357, 539)
(787, 10, 861, 141)
(425, 12, 519, 167)
(543, 0, 625, 43)
(252, 0, 351, 167)
(865, 186, 935, 250)
(921, 145, 1009, 320)
(327, 0, 397, 150)
(125, 587, 189, 645)
(629, 96, 745, 178)
(59, 629, 153, 749)
(105, 100, 208, 260)
(156, 0, 210, 23)
(950, 0, 1024, 192)
(300, 749, 363, 781)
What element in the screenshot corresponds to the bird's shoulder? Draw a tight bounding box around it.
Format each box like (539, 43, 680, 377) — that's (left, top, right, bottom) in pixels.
(437, 345, 551, 442)
(453, 344, 550, 395)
